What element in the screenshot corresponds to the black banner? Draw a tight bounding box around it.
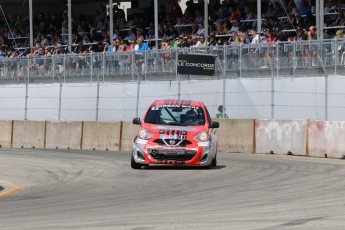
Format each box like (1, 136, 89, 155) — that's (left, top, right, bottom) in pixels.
(177, 54, 216, 76)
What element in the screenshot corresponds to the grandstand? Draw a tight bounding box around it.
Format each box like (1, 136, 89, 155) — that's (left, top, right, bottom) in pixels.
(0, 0, 343, 82)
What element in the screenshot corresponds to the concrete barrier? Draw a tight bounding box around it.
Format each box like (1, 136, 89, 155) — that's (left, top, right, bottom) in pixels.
(309, 120, 345, 159)
(216, 119, 254, 153)
(120, 121, 138, 151)
(256, 120, 307, 156)
(82, 121, 121, 151)
(45, 121, 82, 150)
(12, 120, 45, 149)
(0, 121, 12, 148)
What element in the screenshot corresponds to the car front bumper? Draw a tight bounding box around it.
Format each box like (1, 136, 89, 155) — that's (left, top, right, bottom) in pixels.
(132, 138, 213, 166)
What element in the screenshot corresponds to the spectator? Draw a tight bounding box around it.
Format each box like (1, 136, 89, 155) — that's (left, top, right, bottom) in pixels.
(305, 25, 318, 66)
(184, 0, 197, 19)
(195, 34, 207, 47)
(261, 29, 277, 68)
(190, 22, 199, 34)
(171, 0, 183, 22)
(146, 25, 155, 39)
(157, 25, 165, 38)
(333, 10, 345, 26)
(264, 4, 275, 18)
(113, 4, 125, 23)
(275, 28, 288, 41)
(184, 35, 193, 47)
(196, 22, 206, 35)
(243, 6, 256, 30)
(299, 0, 311, 15)
(229, 6, 239, 20)
(176, 35, 189, 48)
(124, 28, 137, 43)
(110, 39, 123, 52)
(209, 0, 222, 21)
(216, 105, 229, 118)
(40, 33, 49, 46)
(134, 35, 150, 71)
(95, 5, 106, 31)
(287, 2, 299, 15)
(191, 35, 198, 47)
(250, 28, 260, 45)
(230, 19, 240, 33)
(160, 37, 172, 72)
(168, 25, 179, 38)
(194, 9, 204, 24)
(292, 12, 305, 29)
(208, 32, 219, 46)
(272, 2, 285, 17)
(118, 40, 132, 74)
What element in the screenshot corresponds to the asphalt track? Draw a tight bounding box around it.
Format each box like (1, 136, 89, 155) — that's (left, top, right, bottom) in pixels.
(1, 149, 345, 230)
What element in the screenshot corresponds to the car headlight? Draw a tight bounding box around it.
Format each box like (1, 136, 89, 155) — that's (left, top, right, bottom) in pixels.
(194, 131, 208, 142)
(138, 128, 152, 140)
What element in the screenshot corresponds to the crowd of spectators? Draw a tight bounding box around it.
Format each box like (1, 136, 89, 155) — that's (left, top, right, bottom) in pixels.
(0, 0, 345, 66)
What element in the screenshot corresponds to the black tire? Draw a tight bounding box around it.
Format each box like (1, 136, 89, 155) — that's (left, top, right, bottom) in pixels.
(211, 154, 217, 168)
(131, 154, 143, 169)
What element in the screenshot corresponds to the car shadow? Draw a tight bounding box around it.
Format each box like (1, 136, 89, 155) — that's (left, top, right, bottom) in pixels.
(141, 165, 226, 170)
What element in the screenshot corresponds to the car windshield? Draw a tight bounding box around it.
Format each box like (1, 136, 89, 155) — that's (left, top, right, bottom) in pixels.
(144, 105, 205, 126)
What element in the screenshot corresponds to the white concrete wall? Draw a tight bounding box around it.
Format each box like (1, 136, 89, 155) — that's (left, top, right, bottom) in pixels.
(309, 120, 345, 159)
(0, 76, 344, 122)
(256, 120, 307, 156)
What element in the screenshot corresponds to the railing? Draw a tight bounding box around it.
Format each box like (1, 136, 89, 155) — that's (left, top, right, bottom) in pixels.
(1, 38, 345, 83)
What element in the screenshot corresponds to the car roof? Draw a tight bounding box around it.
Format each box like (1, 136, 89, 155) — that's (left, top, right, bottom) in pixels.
(152, 99, 204, 107)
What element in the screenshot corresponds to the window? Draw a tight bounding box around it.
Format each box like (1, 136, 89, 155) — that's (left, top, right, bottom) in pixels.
(145, 105, 205, 126)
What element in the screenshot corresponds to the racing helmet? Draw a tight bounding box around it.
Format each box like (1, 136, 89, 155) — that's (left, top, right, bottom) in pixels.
(185, 109, 197, 121)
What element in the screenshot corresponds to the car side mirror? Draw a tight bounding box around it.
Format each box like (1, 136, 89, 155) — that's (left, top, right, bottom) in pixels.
(209, 121, 219, 128)
(132, 117, 141, 125)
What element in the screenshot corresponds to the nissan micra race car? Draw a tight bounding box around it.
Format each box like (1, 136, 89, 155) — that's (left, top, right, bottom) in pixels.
(131, 99, 220, 169)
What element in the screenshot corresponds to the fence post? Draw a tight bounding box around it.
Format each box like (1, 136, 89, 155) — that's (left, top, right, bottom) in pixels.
(222, 46, 226, 117)
(52, 55, 56, 81)
(325, 74, 328, 121)
(63, 54, 66, 83)
(239, 44, 242, 77)
(24, 81, 28, 120)
(96, 81, 100, 121)
(271, 64, 275, 120)
(136, 81, 140, 117)
(102, 52, 106, 82)
(90, 53, 93, 82)
(58, 82, 62, 121)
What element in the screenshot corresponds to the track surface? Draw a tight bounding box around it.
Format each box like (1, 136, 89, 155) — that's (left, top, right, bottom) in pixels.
(1, 149, 345, 230)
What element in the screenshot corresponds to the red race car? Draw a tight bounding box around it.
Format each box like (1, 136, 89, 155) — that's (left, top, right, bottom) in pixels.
(131, 99, 219, 169)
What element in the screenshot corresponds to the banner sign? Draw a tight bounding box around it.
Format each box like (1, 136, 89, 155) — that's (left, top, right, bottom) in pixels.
(177, 54, 216, 76)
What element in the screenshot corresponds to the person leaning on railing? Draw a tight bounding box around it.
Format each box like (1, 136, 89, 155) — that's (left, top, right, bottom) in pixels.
(118, 39, 132, 74)
(134, 36, 150, 73)
(160, 37, 171, 72)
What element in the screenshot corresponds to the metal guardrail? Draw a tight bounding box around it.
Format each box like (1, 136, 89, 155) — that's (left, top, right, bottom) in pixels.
(1, 38, 345, 82)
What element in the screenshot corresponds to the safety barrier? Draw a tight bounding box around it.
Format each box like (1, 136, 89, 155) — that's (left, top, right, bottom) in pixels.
(12, 120, 46, 149)
(216, 119, 255, 153)
(0, 120, 12, 148)
(45, 121, 82, 150)
(82, 121, 121, 151)
(308, 120, 345, 159)
(2, 119, 345, 159)
(255, 120, 307, 156)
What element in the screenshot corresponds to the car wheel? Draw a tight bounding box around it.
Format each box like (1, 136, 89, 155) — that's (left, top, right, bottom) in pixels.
(131, 154, 143, 169)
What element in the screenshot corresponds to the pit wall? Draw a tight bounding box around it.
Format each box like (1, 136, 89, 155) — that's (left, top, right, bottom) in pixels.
(1, 119, 345, 159)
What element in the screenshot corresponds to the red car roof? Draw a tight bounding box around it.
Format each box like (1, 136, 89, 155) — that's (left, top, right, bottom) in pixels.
(152, 99, 204, 107)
